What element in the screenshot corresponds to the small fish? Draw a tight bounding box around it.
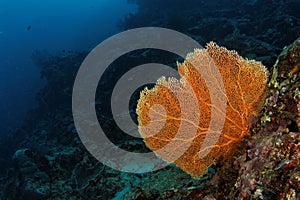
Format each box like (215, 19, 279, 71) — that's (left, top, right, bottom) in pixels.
(275, 159, 297, 170)
(27, 25, 31, 31)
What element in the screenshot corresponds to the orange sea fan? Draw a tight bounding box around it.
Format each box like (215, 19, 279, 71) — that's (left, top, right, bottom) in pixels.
(136, 42, 269, 178)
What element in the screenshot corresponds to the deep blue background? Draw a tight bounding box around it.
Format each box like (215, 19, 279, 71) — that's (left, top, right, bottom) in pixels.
(0, 0, 136, 134)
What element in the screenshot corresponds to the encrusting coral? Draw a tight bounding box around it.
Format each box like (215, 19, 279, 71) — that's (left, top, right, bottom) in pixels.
(136, 42, 269, 178)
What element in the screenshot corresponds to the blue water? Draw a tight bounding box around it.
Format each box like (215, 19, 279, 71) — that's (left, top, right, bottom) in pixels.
(0, 0, 136, 134)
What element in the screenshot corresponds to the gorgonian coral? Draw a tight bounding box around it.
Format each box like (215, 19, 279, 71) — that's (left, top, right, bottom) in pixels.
(136, 42, 268, 178)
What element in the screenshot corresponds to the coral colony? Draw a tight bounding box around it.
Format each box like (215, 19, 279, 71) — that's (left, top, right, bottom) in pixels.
(137, 42, 268, 178)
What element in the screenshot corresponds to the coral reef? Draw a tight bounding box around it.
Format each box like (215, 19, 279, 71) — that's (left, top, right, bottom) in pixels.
(0, 0, 299, 199)
(231, 37, 300, 200)
(122, 0, 300, 67)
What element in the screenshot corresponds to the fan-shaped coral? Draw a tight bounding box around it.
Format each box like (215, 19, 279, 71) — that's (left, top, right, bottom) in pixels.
(136, 42, 269, 178)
